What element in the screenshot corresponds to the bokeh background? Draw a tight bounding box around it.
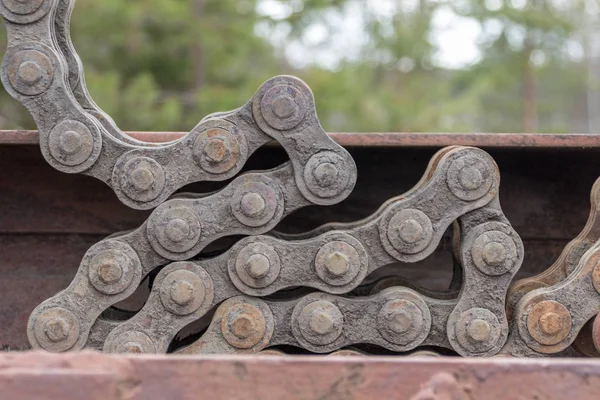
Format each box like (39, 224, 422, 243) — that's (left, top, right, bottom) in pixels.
(1, 0, 599, 133)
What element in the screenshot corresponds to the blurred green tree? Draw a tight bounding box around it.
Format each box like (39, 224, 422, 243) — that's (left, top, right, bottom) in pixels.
(0, 0, 595, 134)
(453, 0, 590, 132)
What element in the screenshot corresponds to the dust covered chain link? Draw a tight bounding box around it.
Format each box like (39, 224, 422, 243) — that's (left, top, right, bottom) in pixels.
(500, 179, 600, 357)
(0, 0, 355, 210)
(27, 157, 357, 352)
(96, 147, 523, 357)
(501, 239, 600, 357)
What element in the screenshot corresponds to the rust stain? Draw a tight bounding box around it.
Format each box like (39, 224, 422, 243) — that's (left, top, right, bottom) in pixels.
(0, 352, 599, 399)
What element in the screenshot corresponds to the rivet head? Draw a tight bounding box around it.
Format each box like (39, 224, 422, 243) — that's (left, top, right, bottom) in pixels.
(203, 138, 228, 163)
(7, 49, 54, 96)
(309, 311, 335, 335)
(466, 319, 491, 342)
(2, 0, 45, 16)
(87, 243, 138, 296)
(397, 219, 424, 244)
(169, 280, 195, 306)
(117, 156, 166, 203)
(231, 178, 281, 228)
(58, 130, 83, 155)
(377, 291, 431, 348)
(106, 331, 156, 354)
(458, 165, 484, 191)
(97, 261, 122, 285)
(471, 230, 518, 276)
(129, 167, 155, 191)
(17, 60, 42, 86)
(165, 218, 191, 243)
(221, 303, 267, 349)
(592, 260, 600, 294)
(258, 83, 307, 131)
(159, 266, 212, 316)
(150, 206, 202, 255)
(482, 241, 507, 267)
(44, 317, 69, 343)
(382, 208, 433, 257)
(593, 310, 600, 353)
(271, 95, 295, 119)
(232, 242, 281, 289)
(123, 342, 144, 354)
(447, 153, 495, 201)
(388, 310, 413, 334)
(324, 252, 349, 277)
(314, 240, 364, 287)
(313, 162, 339, 188)
(230, 316, 256, 339)
(297, 300, 344, 346)
(526, 300, 572, 347)
(49, 120, 95, 167)
(304, 152, 351, 200)
(245, 254, 270, 279)
(240, 192, 266, 217)
(32, 307, 80, 352)
(193, 126, 242, 175)
(454, 308, 502, 355)
(539, 312, 562, 335)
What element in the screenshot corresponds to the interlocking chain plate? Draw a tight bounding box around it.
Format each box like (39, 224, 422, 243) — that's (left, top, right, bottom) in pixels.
(1, 0, 356, 210)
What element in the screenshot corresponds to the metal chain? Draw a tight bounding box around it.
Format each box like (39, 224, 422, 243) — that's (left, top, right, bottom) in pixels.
(1, 0, 356, 210)
(6, 0, 572, 358)
(93, 147, 522, 357)
(27, 157, 355, 351)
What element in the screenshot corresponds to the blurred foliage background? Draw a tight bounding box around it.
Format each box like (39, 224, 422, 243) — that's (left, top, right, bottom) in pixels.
(0, 0, 599, 133)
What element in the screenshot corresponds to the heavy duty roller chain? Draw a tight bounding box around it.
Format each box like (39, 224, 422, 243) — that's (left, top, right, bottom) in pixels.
(1, 0, 356, 210)
(25, 141, 524, 356)
(6, 0, 600, 358)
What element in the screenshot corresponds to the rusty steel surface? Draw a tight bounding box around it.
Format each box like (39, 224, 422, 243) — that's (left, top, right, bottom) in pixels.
(1, 352, 600, 400)
(4, 0, 600, 364)
(5, 130, 600, 148)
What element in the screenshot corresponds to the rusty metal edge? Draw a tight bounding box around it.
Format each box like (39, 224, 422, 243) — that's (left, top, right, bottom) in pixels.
(3, 130, 600, 148)
(1, 351, 600, 399)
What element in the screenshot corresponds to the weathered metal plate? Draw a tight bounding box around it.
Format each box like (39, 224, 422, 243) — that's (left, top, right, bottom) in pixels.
(0, 351, 599, 399)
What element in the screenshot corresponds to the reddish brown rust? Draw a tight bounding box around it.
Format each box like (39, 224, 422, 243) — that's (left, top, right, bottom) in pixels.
(0, 352, 600, 399)
(4, 130, 600, 148)
(409, 372, 470, 400)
